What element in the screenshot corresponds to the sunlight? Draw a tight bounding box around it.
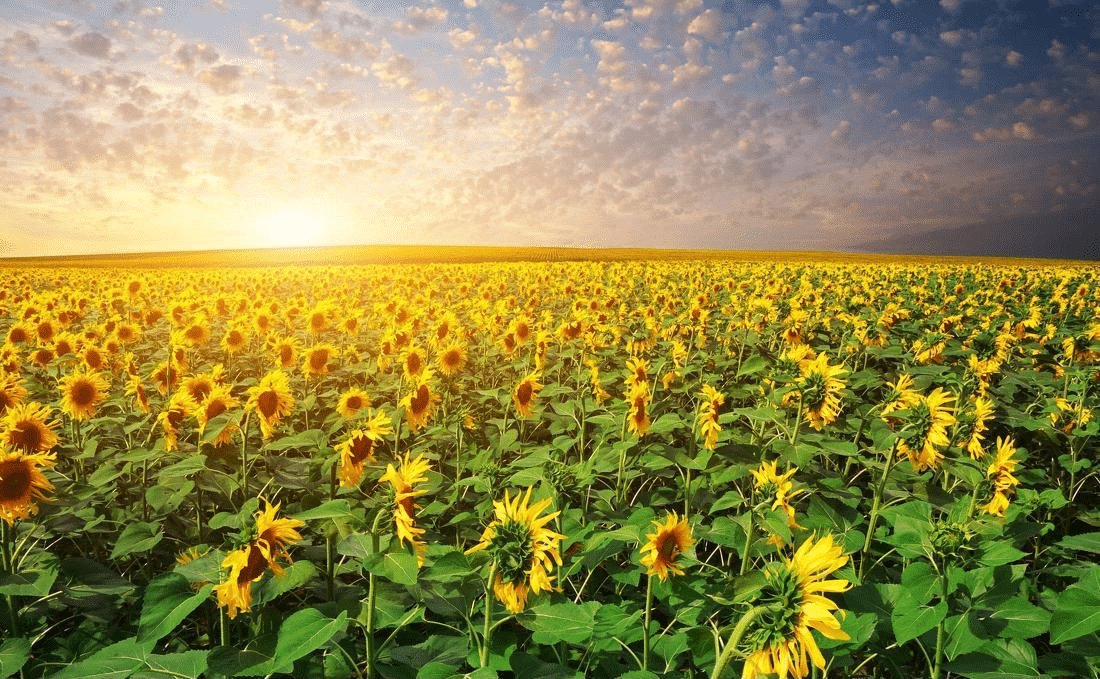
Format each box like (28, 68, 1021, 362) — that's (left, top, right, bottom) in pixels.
(253, 207, 329, 248)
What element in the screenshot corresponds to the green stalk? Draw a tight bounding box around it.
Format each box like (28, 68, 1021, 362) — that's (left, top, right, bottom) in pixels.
(365, 510, 385, 678)
(642, 573, 654, 671)
(479, 562, 497, 668)
(859, 446, 900, 579)
(710, 605, 776, 679)
(219, 606, 229, 647)
(239, 413, 251, 498)
(326, 462, 338, 601)
(1, 521, 21, 637)
(739, 516, 754, 576)
(931, 574, 950, 679)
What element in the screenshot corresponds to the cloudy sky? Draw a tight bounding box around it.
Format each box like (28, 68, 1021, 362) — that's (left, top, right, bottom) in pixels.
(1, 0, 1097, 256)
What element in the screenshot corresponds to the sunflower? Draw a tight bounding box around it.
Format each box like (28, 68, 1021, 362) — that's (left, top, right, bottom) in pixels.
(3, 402, 59, 455)
(697, 384, 725, 451)
(196, 385, 240, 446)
(82, 344, 106, 372)
(879, 373, 921, 427)
(625, 357, 649, 392)
(336, 410, 392, 487)
(0, 375, 27, 415)
(59, 369, 109, 421)
(465, 487, 565, 614)
(178, 318, 211, 347)
(115, 322, 139, 345)
(896, 388, 956, 471)
(0, 449, 55, 524)
(151, 360, 181, 395)
(792, 354, 846, 431)
(53, 333, 76, 358)
(751, 462, 805, 541)
(302, 344, 338, 377)
(640, 512, 694, 582)
(181, 370, 219, 404)
(980, 436, 1020, 517)
(587, 359, 610, 402)
(221, 326, 248, 354)
(626, 382, 651, 437)
(6, 323, 30, 344)
(960, 396, 994, 459)
(437, 343, 466, 377)
(740, 534, 851, 679)
(557, 317, 585, 342)
(511, 315, 533, 345)
(159, 391, 197, 452)
(402, 345, 427, 380)
(400, 371, 440, 432)
(126, 375, 151, 414)
(513, 371, 543, 418)
(380, 452, 431, 565)
(214, 499, 305, 619)
(30, 347, 54, 368)
(270, 336, 300, 369)
(246, 370, 295, 439)
(336, 387, 371, 419)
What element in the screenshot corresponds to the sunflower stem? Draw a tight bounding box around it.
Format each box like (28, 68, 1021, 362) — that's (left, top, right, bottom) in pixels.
(710, 604, 776, 679)
(642, 573, 653, 671)
(219, 605, 229, 647)
(739, 515, 754, 576)
(1, 521, 21, 638)
(326, 461, 338, 600)
(479, 561, 496, 668)
(365, 510, 385, 678)
(141, 458, 149, 522)
(859, 444, 899, 579)
(239, 413, 250, 498)
(931, 574, 950, 679)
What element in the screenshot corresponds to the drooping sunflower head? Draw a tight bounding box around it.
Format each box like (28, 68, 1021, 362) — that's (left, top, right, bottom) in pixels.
(246, 370, 295, 439)
(402, 345, 426, 379)
(897, 387, 956, 471)
(59, 369, 109, 421)
(159, 391, 198, 451)
(0, 448, 56, 525)
(400, 371, 439, 432)
(0, 374, 28, 415)
(626, 382, 650, 437)
(465, 488, 565, 614)
(796, 355, 846, 430)
(380, 452, 432, 565)
(270, 336, 299, 369)
(336, 410, 392, 487)
(126, 375, 150, 414)
(640, 511, 694, 582)
(625, 356, 649, 391)
(253, 498, 305, 574)
(3, 402, 59, 455)
(196, 384, 240, 446)
(513, 371, 543, 418)
(741, 534, 851, 679)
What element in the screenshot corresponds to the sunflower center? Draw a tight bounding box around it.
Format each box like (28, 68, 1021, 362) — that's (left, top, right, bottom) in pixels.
(70, 380, 96, 406)
(0, 460, 31, 501)
(185, 325, 205, 341)
(310, 350, 329, 370)
(257, 390, 279, 418)
(443, 349, 461, 367)
(516, 382, 533, 405)
(279, 345, 293, 364)
(410, 385, 430, 414)
(406, 353, 422, 374)
(346, 395, 362, 410)
(228, 331, 242, 345)
(190, 382, 212, 402)
(11, 423, 41, 453)
(348, 435, 374, 464)
(493, 519, 535, 584)
(206, 400, 227, 420)
(237, 544, 268, 584)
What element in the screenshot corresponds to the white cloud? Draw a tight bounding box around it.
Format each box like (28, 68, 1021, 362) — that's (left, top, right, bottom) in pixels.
(1047, 39, 1065, 61)
(1005, 50, 1023, 66)
(939, 0, 963, 12)
(69, 32, 113, 59)
(831, 119, 850, 141)
(197, 64, 245, 94)
(686, 9, 723, 43)
(1069, 113, 1089, 129)
(939, 30, 963, 46)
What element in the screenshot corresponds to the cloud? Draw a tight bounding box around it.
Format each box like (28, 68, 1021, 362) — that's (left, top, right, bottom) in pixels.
(830, 119, 850, 141)
(686, 9, 723, 42)
(939, 0, 964, 12)
(68, 32, 112, 59)
(395, 5, 448, 35)
(939, 30, 963, 46)
(1004, 50, 1023, 66)
(165, 41, 219, 72)
(197, 64, 245, 94)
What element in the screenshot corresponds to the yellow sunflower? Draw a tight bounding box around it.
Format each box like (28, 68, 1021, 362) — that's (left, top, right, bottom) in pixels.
(214, 499, 305, 619)
(221, 326, 248, 354)
(697, 384, 725, 451)
(896, 388, 956, 471)
(980, 436, 1020, 517)
(59, 369, 109, 421)
(336, 387, 371, 419)
(625, 357, 649, 392)
(379, 452, 431, 566)
(879, 373, 921, 427)
(792, 354, 846, 430)
(513, 371, 543, 418)
(400, 371, 440, 432)
(402, 345, 427, 380)
(465, 487, 565, 614)
(159, 391, 197, 452)
(437, 343, 466, 377)
(336, 410, 392, 488)
(302, 344, 338, 377)
(640, 512, 694, 582)
(626, 382, 651, 437)
(3, 402, 59, 455)
(271, 336, 300, 370)
(751, 461, 805, 542)
(126, 375, 151, 414)
(740, 534, 851, 679)
(246, 370, 295, 439)
(0, 449, 55, 524)
(961, 396, 995, 459)
(0, 374, 28, 415)
(196, 385, 241, 447)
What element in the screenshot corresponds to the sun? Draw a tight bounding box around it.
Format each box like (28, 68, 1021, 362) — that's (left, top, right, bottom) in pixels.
(254, 208, 329, 248)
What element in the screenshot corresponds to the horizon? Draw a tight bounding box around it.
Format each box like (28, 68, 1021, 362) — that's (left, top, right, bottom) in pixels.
(1, 0, 1098, 257)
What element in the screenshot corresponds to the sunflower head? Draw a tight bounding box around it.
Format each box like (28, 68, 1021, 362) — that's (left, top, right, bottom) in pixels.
(640, 512, 694, 582)
(302, 344, 338, 376)
(0, 448, 55, 525)
(247, 370, 295, 439)
(337, 387, 370, 419)
(437, 344, 466, 376)
(513, 371, 543, 418)
(59, 369, 109, 421)
(3, 402, 59, 455)
(380, 452, 432, 565)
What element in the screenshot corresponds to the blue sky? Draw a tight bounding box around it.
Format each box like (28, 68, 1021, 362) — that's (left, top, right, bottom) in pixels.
(0, 0, 1097, 256)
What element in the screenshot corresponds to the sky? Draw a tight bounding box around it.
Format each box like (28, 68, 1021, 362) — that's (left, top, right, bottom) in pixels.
(0, 0, 1098, 257)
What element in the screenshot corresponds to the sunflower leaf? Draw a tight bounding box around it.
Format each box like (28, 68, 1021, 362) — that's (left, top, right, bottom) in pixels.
(0, 638, 31, 679)
(138, 573, 214, 643)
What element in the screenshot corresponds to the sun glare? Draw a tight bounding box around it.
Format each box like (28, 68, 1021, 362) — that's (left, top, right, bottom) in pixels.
(254, 208, 329, 248)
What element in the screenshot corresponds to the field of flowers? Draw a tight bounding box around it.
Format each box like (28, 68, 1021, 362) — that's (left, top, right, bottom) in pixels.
(0, 256, 1098, 679)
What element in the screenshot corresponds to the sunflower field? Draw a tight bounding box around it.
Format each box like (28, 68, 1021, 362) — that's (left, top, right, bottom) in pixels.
(0, 257, 1098, 679)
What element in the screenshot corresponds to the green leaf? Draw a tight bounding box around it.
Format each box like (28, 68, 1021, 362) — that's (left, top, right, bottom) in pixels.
(944, 613, 984, 661)
(524, 601, 602, 645)
(508, 651, 584, 679)
(892, 600, 947, 645)
(49, 637, 154, 679)
(130, 650, 208, 679)
(0, 638, 30, 679)
(945, 638, 1040, 678)
(271, 608, 348, 669)
(977, 541, 1026, 567)
(380, 551, 419, 585)
(988, 597, 1050, 639)
(736, 355, 768, 377)
(1057, 532, 1100, 554)
(292, 499, 355, 522)
(61, 558, 134, 596)
(251, 559, 317, 608)
(138, 573, 215, 643)
(1051, 569, 1100, 644)
(109, 522, 164, 560)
